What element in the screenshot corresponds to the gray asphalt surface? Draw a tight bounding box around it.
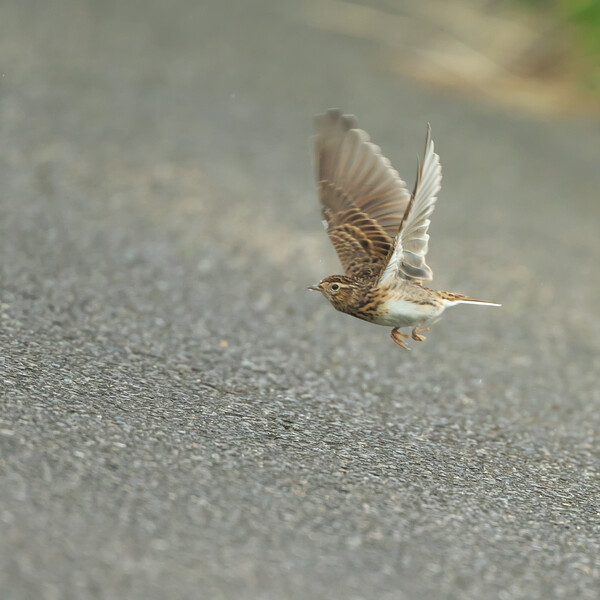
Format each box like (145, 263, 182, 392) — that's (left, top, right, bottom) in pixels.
(2, 1, 600, 599)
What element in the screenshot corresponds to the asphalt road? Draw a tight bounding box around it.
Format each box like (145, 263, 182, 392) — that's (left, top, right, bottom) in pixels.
(1, 1, 600, 599)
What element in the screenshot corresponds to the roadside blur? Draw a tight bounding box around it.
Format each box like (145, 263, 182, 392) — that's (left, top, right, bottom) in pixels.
(299, 0, 600, 116)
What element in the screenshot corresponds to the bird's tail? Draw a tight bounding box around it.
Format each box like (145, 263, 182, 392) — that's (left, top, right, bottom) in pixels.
(439, 291, 501, 307)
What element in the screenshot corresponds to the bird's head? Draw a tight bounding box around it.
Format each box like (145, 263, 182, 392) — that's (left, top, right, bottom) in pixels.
(308, 275, 358, 311)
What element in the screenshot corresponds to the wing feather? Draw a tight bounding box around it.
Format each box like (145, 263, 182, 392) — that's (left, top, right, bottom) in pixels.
(378, 124, 442, 284)
(314, 109, 411, 279)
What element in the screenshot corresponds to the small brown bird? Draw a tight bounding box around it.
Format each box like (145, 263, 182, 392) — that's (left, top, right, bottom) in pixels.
(309, 109, 500, 349)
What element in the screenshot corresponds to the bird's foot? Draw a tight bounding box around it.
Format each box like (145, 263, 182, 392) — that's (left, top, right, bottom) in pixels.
(391, 328, 410, 350)
(411, 326, 429, 342)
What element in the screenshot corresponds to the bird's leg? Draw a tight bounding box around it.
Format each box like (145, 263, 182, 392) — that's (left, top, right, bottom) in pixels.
(412, 315, 442, 342)
(390, 328, 410, 350)
(411, 324, 430, 342)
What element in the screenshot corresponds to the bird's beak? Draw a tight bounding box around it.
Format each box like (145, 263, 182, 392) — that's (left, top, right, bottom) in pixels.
(307, 284, 320, 292)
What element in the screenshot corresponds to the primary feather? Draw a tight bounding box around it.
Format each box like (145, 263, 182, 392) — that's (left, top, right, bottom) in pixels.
(314, 109, 411, 280)
(378, 124, 442, 285)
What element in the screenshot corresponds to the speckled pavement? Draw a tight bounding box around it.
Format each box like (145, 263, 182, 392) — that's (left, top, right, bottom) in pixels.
(1, 1, 599, 598)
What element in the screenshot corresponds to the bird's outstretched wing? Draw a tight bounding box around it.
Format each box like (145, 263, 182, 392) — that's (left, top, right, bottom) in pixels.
(314, 109, 411, 280)
(378, 124, 442, 285)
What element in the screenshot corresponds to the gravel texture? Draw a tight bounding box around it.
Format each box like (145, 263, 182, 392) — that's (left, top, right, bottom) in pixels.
(1, 1, 599, 599)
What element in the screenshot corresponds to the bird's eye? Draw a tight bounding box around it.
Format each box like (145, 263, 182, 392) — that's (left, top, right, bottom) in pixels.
(331, 283, 340, 291)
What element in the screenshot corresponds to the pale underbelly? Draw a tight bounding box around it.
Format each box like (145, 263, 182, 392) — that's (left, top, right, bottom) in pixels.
(370, 298, 443, 328)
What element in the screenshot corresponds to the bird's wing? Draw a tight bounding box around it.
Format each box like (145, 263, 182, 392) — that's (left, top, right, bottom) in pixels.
(378, 124, 442, 285)
(315, 109, 411, 279)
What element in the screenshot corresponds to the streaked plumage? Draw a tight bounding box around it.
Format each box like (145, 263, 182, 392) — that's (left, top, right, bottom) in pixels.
(310, 109, 500, 349)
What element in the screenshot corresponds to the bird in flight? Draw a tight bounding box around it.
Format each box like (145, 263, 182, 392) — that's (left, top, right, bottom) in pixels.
(309, 109, 500, 349)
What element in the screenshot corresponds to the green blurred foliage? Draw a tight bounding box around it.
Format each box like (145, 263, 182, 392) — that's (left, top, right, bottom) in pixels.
(516, 0, 600, 90)
(565, 1, 600, 54)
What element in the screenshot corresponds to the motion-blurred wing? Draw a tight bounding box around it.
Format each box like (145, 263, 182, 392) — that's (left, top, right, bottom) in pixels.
(315, 109, 411, 279)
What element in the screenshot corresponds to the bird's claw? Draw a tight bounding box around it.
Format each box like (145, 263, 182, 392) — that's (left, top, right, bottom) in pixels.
(390, 328, 411, 350)
(411, 326, 429, 342)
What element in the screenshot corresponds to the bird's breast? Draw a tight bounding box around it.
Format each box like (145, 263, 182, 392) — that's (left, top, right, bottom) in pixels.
(371, 296, 442, 327)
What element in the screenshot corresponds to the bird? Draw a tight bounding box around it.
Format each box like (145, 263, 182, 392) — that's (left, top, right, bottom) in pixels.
(308, 109, 500, 350)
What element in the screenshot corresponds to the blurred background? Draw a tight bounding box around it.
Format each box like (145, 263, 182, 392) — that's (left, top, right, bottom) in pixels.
(301, 0, 600, 116)
(1, 1, 599, 599)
